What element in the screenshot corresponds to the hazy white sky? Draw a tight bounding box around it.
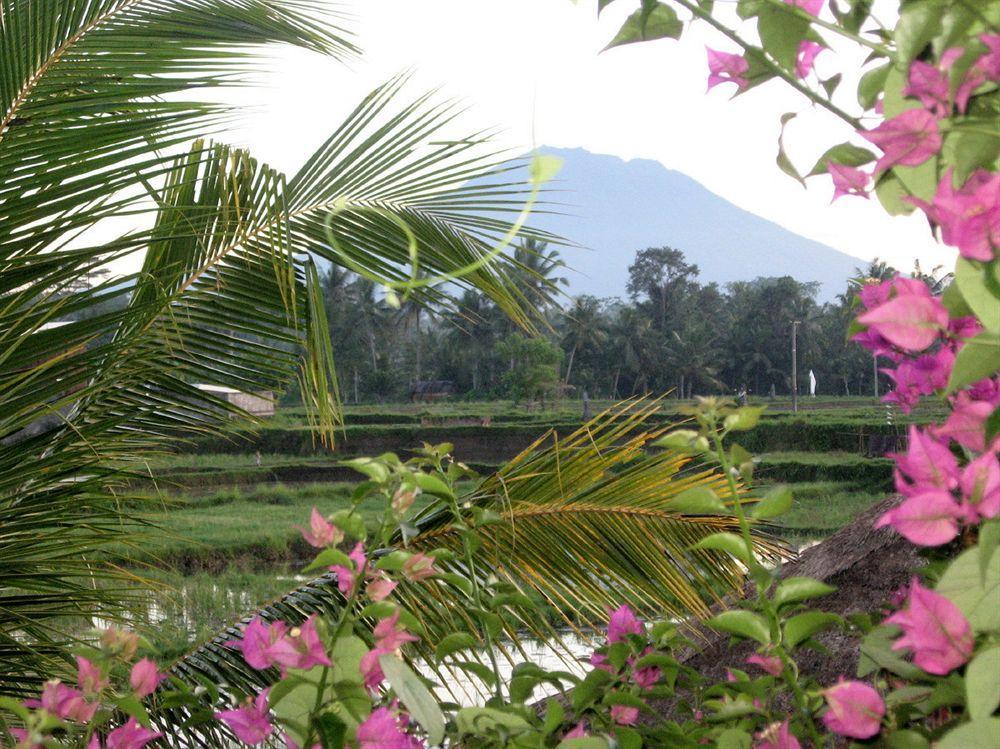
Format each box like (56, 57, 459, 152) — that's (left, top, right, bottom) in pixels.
(212, 0, 953, 276)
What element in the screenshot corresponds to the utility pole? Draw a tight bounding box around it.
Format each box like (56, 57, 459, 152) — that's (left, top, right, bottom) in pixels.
(791, 321, 800, 413)
(873, 354, 879, 399)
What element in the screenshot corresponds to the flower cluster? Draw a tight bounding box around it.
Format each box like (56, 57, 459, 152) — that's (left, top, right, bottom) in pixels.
(11, 631, 163, 749)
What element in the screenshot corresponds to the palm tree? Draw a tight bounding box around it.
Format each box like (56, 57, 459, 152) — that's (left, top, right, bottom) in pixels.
(560, 295, 608, 386)
(0, 1, 553, 694)
(511, 238, 569, 317)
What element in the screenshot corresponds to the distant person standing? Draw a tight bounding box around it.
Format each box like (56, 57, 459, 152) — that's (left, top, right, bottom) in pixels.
(736, 384, 748, 406)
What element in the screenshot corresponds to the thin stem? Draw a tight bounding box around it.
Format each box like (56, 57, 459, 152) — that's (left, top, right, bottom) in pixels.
(760, 0, 893, 56)
(671, 0, 862, 130)
(710, 422, 823, 745)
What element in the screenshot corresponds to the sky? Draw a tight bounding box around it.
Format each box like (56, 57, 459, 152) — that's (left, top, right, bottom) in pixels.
(188, 0, 955, 279)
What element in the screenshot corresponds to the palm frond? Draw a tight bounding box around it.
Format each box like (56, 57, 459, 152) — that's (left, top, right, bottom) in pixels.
(284, 75, 565, 330)
(162, 401, 790, 740)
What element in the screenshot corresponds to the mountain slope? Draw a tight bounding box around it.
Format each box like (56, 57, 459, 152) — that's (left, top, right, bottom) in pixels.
(526, 147, 866, 303)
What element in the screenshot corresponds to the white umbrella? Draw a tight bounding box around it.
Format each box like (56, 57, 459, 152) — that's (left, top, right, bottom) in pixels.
(809, 369, 817, 396)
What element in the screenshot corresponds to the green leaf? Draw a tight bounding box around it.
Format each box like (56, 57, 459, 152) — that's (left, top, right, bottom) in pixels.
(894, 0, 944, 65)
(752, 485, 793, 519)
(886, 729, 931, 749)
(936, 521, 1000, 633)
(455, 706, 531, 736)
(113, 694, 151, 727)
(936, 719, 1000, 749)
(378, 655, 445, 745)
(708, 610, 771, 644)
(670, 487, 727, 515)
(966, 646, 1000, 720)
(315, 712, 347, 749)
(946, 331, 1000, 393)
(776, 113, 805, 186)
(807, 142, 877, 176)
(341, 457, 390, 483)
(980, 518, 1000, 582)
(604, 1, 683, 50)
(653, 429, 700, 449)
(434, 632, 479, 661)
(858, 624, 925, 680)
(857, 62, 891, 109)
(693, 532, 752, 564)
(414, 472, 454, 499)
(542, 699, 564, 735)
(724, 406, 766, 432)
(757, 7, 810, 72)
(716, 728, 752, 749)
(874, 171, 916, 215)
(783, 611, 840, 648)
(773, 576, 836, 607)
(944, 129, 1000, 183)
(303, 547, 352, 573)
(556, 739, 611, 749)
(955, 259, 1000, 333)
(530, 154, 564, 184)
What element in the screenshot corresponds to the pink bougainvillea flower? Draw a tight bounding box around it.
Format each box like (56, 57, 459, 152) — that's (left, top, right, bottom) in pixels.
(296, 507, 344, 548)
(76, 656, 108, 697)
(857, 293, 948, 352)
(227, 617, 278, 670)
(564, 721, 590, 739)
(755, 719, 802, 749)
(795, 40, 823, 79)
(892, 426, 959, 492)
(373, 611, 419, 653)
(960, 450, 1000, 520)
(882, 349, 954, 413)
(265, 616, 331, 674)
(330, 542, 367, 594)
(857, 278, 893, 309)
(106, 718, 162, 749)
(401, 552, 437, 582)
(886, 578, 973, 675)
(607, 604, 644, 643)
(706, 48, 749, 91)
(100, 626, 139, 660)
(610, 703, 640, 726)
(367, 575, 398, 602)
(860, 109, 942, 173)
(746, 652, 783, 676)
(935, 392, 993, 451)
(903, 60, 950, 117)
(10, 728, 45, 749)
(910, 169, 1000, 262)
(874, 490, 963, 546)
(828, 163, 870, 201)
(630, 648, 662, 689)
(215, 690, 273, 745)
(821, 679, 884, 739)
(32, 681, 98, 723)
(590, 651, 614, 674)
(357, 707, 419, 749)
(129, 658, 164, 699)
(975, 34, 1000, 81)
(360, 648, 386, 692)
(784, 0, 823, 14)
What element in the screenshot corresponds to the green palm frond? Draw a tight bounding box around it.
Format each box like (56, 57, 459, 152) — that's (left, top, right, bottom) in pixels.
(283, 75, 564, 330)
(163, 401, 790, 740)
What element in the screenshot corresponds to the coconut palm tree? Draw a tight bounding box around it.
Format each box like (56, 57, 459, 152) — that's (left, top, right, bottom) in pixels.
(0, 0, 553, 694)
(560, 295, 608, 386)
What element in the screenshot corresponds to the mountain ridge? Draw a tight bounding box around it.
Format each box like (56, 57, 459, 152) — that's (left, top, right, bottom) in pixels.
(522, 147, 868, 303)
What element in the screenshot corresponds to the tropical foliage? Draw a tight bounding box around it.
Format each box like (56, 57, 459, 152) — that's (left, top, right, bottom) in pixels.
(0, 0, 555, 694)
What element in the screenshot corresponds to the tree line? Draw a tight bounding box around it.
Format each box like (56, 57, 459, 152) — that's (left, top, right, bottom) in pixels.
(320, 242, 949, 404)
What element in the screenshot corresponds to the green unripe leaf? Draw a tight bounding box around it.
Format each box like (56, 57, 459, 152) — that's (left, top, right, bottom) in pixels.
(379, 655, 445, 745)
(947, 331, 1000, 393)
(965, 646, 1000, 720)
(414, 472, 454, 499)
(773, 576, 836, 607)
(303, 547, 351, 573)
(693, 532, 751, 564)
(707, 610, 771, 644)
(955, 258, 1000, 333)
(434, 632, 478, 661)
(604, 1, 683, 50)
(886, 730, 931, 749)
(752, 485, 793, 519)
(936, 719, 1000, 749)
(807, 142, 877, 176)
(783, 611, 840, 648)
(669, 486, 727, 515)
